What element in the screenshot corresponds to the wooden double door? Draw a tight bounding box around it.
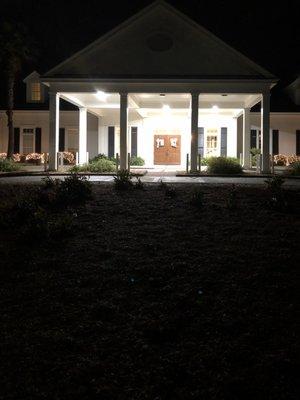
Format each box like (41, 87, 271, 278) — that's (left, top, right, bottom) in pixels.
(154, 132, 181, 165)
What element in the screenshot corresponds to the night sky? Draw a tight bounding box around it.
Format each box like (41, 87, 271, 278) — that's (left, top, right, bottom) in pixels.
(1, 0, 300, 110)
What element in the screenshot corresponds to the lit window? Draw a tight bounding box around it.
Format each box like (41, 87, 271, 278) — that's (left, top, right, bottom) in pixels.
(31, 82, 41, 101)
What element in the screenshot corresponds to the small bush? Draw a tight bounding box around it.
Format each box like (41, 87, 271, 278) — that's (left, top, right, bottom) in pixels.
(89, 159, 116, 172)
(190, 188, 204, 209)
(226, 184, 238, 210)
(134, 177, 144, 190)
(250, 148, 261, 166)
(0, 158, 20, 172)
(207, 157, 243, 175)
(165, 185, 177, 198)
(90, 153, 117, 164)
(70, 158, 116, 173)
(56, 174, 92, 205)
(288, 161, 300, 176)
(265, 175, 287, 211)
(114, 170, 133, 190)
(130, 156, 145, 166)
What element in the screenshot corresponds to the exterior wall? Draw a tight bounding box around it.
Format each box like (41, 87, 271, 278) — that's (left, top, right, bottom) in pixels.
(98, 113, 238, 167)
(250, 113, 300, 155)
(0, 110, 99, 156)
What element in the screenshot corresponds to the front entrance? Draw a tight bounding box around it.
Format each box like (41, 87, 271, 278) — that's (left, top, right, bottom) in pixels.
(154, 131, 181, 165)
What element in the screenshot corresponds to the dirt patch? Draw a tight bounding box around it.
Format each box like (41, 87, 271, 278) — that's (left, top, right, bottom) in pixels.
(0, 184, 299, 399)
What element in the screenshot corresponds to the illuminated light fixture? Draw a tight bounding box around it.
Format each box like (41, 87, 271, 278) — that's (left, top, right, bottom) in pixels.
(211, 105, 219, 113)
(162, 104, 171, 114)
(96, 90, 108, 101)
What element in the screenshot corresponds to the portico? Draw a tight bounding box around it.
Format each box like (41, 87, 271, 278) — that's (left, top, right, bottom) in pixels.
(43, 0, 277, 173)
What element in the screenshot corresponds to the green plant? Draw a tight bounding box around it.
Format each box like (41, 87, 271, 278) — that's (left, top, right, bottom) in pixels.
(130, 156, 145, 166)
(265, 175, 287, 211)
(134, 177, 144, 190)
(206, 157, 243, 175)
(90, 153, 117, 164)
(165, 185, 177, 198)
(113, 170, 133, 190)
(226, 184, 238, 210)
(190, 188, 204, 209)
(0, 158, 20, 172)
(88, 159, 116, 172)
(56, 174, 92, 205)
(70, 158, 116, 173)
(288, 161, 300, 176)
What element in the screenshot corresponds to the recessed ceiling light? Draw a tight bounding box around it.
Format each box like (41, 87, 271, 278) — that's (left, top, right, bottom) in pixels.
(95, 91, 108, 101)
(211, 105, 219, 112)
(162, 104, 171, 112)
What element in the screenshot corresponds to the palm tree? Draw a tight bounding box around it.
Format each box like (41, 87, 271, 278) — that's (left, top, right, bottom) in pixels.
(0, 22, 32, 158)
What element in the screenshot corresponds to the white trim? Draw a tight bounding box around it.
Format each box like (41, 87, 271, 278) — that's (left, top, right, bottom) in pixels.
(20, 126, 36, 154)
(43, 1, 275, 80)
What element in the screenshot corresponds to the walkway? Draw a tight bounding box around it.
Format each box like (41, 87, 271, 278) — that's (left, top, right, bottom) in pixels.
(1, 174, 299, 187)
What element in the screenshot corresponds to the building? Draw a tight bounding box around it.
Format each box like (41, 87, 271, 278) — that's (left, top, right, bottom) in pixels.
(1, 0, 300, 171)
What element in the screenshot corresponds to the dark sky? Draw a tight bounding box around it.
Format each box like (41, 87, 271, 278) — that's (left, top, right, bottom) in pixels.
(1, 0, 300, 109)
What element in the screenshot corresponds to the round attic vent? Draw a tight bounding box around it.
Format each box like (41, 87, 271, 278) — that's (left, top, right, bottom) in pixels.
(146, 33, 174, 52)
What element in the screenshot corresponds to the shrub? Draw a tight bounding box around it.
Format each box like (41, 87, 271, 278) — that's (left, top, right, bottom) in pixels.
(25, 153, 42, 164)
(90, 153, 117, 164)
(287, 161, 300, 176)
(190, 188, 204, 209)
(62, 152, 75, 165)
(114, 170, 133, 190)
(89, 159, 116, 172)
(250, 148, 261, 166)
(226, 184, 238, 210)
(56, 174, 92, 205)
(130, 156, 145, 166)
(206, 157, 243, 175)
(165, 185, 177, 198)
(265, 175, 287, 211)
(0, 158, 20, 172)
(70, 158, 116, 173)
(134, 177, 144, 190)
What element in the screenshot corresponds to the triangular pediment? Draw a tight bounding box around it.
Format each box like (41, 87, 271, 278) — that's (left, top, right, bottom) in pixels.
(44, 1, 275, 80)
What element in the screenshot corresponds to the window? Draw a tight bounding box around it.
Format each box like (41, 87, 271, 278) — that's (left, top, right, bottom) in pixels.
(31, 82, 41, 101)
(206, 128, 218, 156)
(22, 128, 34, 154)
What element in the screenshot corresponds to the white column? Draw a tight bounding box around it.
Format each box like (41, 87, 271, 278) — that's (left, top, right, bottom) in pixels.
(190, 92, 199, 172)
(261, 91, 271, 173)
(49, 91, 60, 170)
(79, 107, 88, 165)
(120, 92, 128, 170)
(242, 108, 251, 169)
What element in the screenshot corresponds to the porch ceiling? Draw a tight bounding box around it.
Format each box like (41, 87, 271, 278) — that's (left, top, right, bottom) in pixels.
(61, 92, 261, 116)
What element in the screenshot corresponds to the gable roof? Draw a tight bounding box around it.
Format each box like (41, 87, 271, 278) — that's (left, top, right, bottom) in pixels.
(43, 0, 276, 81)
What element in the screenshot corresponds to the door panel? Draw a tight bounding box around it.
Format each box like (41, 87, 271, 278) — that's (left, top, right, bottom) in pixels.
(154, 134, 181, 165)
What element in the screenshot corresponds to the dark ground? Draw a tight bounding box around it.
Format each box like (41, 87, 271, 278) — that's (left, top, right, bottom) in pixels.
(0, 184, 299, 400)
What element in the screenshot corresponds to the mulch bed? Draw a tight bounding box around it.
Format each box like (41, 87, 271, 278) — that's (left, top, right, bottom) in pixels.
(0, 184, 299, 399)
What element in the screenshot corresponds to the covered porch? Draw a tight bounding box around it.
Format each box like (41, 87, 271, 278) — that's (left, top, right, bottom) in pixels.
(47, 81, 273, 173)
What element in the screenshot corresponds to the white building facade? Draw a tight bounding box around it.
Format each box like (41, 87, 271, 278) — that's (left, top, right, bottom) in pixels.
(1, 1, 300, 171)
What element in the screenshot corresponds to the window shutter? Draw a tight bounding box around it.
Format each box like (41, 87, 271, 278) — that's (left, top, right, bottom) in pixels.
(296, 130, 300, 156)
(258, 130, 261, 149)
(35, 127, 42, 153)
(250, 129, 257, 149)
(131, 127, 138, 157)
(108, 126, 115, 158)
(220, 127, 228, 156)
(197, 127, 204, 157)
(272, 130, 279, 155)
(59, 128, 65, 152)
(13, 127, 20, 153)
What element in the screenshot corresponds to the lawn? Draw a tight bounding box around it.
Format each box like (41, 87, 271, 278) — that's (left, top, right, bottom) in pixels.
(0, 182, 299, 400)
